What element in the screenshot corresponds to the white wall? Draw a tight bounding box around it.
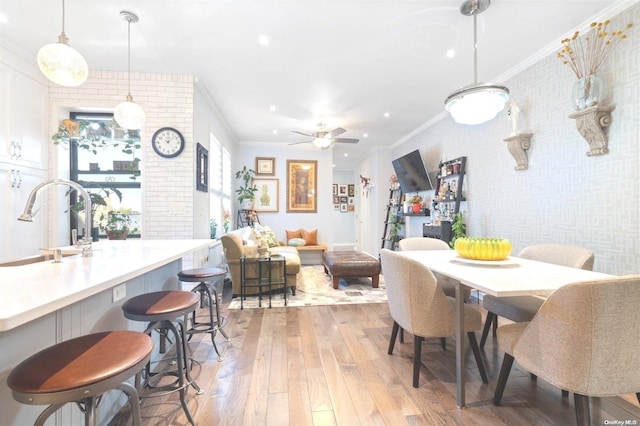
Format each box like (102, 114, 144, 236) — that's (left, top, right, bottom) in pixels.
(332, 169, 356, 248)
(234, 143, 333, 248)
(377, 3, 640, 275)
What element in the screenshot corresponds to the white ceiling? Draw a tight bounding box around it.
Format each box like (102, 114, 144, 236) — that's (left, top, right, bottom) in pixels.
(0, 0, 632, 168)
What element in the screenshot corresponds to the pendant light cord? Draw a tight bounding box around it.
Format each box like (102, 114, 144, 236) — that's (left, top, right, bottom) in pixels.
(61, 0, 66, 34)
(473, 12, 478, 83)
(127, 17, 132, 96)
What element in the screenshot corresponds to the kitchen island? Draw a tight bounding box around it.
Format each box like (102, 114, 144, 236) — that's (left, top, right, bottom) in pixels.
(0, 239, 219, 425)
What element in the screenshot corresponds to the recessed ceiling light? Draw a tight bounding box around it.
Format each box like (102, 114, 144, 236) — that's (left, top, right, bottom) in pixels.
(258, 34, 269, 46)
(344, 153, 348, 157)
(272, 129, 278, 135)
(269, 105, 276, 112)
(363, 133, 368, 138)
(446, 49, 456, 58)
(384, 112, 390, 118)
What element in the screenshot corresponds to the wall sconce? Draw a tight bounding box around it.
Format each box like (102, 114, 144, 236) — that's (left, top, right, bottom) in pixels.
(568, 104, 615, 156)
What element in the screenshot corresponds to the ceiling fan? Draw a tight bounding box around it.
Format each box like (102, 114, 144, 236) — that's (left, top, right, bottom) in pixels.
(289, 123, 359, 149)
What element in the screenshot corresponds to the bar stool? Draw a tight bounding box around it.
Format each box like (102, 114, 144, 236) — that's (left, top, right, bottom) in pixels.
(178, 267, 229, 361)
(7, 330, 153, 426)
(122, 290, 202, 425)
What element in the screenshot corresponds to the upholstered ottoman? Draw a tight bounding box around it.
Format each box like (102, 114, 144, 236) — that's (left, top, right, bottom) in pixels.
(322, 251, 381, 289)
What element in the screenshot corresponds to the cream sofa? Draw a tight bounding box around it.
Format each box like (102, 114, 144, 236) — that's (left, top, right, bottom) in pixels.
(221, 227, 301, 296)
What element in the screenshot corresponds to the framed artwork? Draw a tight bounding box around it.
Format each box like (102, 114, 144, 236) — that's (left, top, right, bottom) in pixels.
(348, 184, 355, 197)
(196, 143, 208, 192)
(339, 196, 348, 203)
(256, 157, 275, 176)
(334, 204, 340, 210)
(348, 204, 355, 212)
(333, 195, 340, 204)
(287, 159, 317, 213)
(340, 203, 348, 212)
(332, 184, 338, 195)
(348, 197, 354, 205)
(253, 178, 279, 212)
(338, 184, 348, 195)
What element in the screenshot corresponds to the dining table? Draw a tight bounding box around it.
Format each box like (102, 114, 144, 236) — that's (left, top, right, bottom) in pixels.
(396, 249, 613, 408)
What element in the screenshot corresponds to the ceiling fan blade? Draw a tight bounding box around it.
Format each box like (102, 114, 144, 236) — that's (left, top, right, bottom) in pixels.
(292, 130, 314, 137)
(329, 127, 346, 137)
(331, 138, 359, 144)
(288, 140, 312, 145)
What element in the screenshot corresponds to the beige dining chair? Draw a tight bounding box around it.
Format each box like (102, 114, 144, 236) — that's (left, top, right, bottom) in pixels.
(479, 243, 594, 349)
(380, 249, 488, 388)
(493, 275, 640, 426)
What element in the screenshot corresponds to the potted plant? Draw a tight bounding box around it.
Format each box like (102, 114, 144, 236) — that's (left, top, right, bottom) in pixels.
(235, 166, 258, 209)
(450, 212, 467, 248)
(210, 218, 218, 239)
(100, 211, 138, 240)
(67, 183, 123, 242)
(407, 195, 423, 214)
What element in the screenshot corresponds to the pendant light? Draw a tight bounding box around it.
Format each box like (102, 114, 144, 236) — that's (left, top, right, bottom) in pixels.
(37, 0, 88, 87)
(444, 0, 509, 125)
(114, 10, 146, 131)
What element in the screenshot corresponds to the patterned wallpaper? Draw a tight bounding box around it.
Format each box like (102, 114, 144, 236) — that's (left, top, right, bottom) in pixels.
(392, 3, 640, 275)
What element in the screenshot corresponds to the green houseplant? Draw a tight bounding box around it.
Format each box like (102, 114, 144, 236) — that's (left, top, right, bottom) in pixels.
(234, 166, 258, 208)
(100, 211, 138, 240)
(210, 218, 218, 239)
(450, 212, 467, 248)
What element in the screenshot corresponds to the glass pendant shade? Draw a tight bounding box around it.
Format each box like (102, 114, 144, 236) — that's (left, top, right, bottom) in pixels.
(114, 94, 146, 130)
(445, 83, 509, 125)
(38, 34, 88, 87)
(312, 136, 332, 149)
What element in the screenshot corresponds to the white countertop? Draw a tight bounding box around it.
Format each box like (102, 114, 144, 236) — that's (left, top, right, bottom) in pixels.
(0, 239, 215, 331)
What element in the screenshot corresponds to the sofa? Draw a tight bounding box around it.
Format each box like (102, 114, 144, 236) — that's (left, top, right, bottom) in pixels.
(221, 226, 301, 296)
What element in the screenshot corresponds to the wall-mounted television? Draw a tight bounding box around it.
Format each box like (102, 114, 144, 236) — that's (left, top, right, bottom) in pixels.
(391, 149, 433, 193)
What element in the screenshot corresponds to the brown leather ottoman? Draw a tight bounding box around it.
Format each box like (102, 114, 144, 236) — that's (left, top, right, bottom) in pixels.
(322, 251, 381, 289)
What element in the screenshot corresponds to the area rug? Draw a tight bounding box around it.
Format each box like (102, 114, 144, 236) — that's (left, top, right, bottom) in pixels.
(227, 265, 386, 309)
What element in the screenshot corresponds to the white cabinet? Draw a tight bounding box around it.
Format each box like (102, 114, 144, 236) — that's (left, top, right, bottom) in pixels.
(0, 164, 49, 262)
(0, 63, 48, 168)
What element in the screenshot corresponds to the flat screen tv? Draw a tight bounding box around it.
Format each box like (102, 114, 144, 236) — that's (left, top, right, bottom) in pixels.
(392, 149, 433, 193)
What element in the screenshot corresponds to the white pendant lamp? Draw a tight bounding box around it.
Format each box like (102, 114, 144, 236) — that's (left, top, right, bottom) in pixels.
(444, 0, 509, 125)
(114, 10, 146, 131)
(37, 0, 88, 87)
(312, 135, 332, 149)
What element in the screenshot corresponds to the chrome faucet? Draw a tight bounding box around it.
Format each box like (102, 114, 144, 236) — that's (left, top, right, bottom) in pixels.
(19, 179, 93, 257)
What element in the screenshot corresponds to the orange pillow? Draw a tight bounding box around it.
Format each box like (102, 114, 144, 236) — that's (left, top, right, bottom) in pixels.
(286, 229, 302, 241)
(301, 229, 318, 246)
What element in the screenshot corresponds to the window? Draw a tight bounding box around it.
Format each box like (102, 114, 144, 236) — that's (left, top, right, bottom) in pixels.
(209, 131, 231, 236)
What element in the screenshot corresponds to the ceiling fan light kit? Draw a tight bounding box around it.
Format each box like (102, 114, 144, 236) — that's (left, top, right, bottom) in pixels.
(290, 123, 359, 149)
(444, 0, 509, 125)
(114, 10, 146, 131)
(37, 0, 88, 87)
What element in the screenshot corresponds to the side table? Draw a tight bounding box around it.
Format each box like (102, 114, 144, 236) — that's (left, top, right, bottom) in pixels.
(240, 255, 287, 309)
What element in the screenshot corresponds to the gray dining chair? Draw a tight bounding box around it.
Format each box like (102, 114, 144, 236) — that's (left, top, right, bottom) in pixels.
(380, 249, 488, 388)
(493, 275, 640, 426)
(479, 243, 594, 350)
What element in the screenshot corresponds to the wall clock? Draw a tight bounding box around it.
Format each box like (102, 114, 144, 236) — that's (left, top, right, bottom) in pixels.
(152, 127, 185, 158)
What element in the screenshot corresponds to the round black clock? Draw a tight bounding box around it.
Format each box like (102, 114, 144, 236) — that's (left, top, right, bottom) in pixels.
(151, 127, 185, 158)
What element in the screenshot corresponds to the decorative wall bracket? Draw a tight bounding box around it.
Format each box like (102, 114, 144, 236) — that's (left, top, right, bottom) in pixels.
(568, 104, 615, 156)
(503, 133, 533, 171)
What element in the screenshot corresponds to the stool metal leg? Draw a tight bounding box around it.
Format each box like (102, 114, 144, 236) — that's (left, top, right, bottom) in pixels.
(115, 381, 144, 426)
(187, 281, 228, 362)
(34, 403, 65, 426)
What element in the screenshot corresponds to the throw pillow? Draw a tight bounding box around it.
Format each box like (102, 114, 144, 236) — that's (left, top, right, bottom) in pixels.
(286, 229, 302, 241)
(301, 229, 318, 245)
(288, 237, 306, 247)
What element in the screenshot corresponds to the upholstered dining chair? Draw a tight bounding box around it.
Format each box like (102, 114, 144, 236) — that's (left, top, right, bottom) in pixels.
(479, 243, 594, 349)
(380, 249, 488, 388)
(493, 275, 640, 426)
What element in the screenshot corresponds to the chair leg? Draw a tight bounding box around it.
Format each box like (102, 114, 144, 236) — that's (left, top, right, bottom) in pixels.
(562, 389, 569, 397)
(399, 327, 404, 343)
(492, 314, 498, 336)
(637, 392, 640, 404)
(413, 335, 423, 388)
(480, 312, 495, 349)
(467, 332, 488, 384)
(530, 373, 537, 380)
(440, 337, 446, 351)
(574, 393, 591, 426)
(493, 353, 515, 405)
(388, 321, 399, 355)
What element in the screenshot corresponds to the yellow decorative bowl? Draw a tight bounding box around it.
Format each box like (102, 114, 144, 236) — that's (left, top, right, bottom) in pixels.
(454, 237, 512, 261)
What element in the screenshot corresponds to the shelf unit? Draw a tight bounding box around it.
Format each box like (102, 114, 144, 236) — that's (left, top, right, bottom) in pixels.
(381, 186, 403, 250)
(236, 209, 260, 228)
(423, 156, 466, 245)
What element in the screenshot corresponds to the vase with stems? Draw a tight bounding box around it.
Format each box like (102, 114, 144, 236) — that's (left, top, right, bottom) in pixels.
(572, 74, 602, 110)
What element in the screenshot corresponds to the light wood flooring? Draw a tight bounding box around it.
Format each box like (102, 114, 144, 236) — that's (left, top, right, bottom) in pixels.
(111, 281, 640, 425)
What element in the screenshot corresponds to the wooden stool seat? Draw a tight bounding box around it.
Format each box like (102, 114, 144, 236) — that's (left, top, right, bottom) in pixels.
(122, 290, 200, 321)
(178, 268, 229, 362)
(7, 331, 153, 426)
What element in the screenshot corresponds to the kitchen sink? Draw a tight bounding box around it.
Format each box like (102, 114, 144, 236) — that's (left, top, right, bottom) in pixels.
(0, 250, 82, 267)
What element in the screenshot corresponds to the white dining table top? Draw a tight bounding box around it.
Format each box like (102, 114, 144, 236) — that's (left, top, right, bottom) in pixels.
(397, 250, 614, 297)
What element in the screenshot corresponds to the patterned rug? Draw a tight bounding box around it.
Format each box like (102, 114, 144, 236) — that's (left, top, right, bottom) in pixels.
(227, 265, 387, 309)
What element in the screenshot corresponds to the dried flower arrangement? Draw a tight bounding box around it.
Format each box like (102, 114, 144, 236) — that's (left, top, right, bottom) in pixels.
(557, 20, 633, 78)
(407, 195, 423, 204)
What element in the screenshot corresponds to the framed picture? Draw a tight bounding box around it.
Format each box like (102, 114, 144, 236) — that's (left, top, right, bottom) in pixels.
(256, 157, 275, 176)
(253, 178, 279, 212)
(348, 184, 355, 197)
(287, 159, 317, 213)
(348, 197, 354, 205)
(196, 143, 208, 192)
(332, 184, 338, 195)
(333, 195, 340, 204)
(339, 196, 348, 203)
(348, 204, 355, 212)
(334, 204, 340, 210)
(338, 184, 348, 195)
(340, 203, 348, 212)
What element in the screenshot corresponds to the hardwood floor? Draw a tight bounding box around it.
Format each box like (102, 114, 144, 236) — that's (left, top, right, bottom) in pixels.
(111, 281, 640, 425)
